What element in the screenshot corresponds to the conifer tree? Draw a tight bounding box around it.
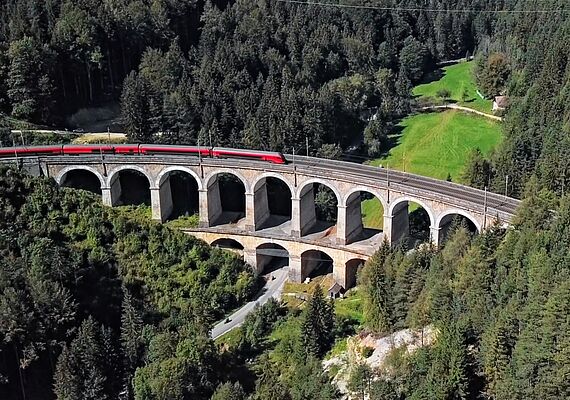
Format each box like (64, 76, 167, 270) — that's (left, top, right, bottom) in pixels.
(300, 285, 334, 358)
(121, 71, 152, 142)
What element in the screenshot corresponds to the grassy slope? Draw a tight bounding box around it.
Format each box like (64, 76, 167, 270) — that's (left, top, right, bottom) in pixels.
(370, 110, 501, 182)
(413, 61, 493, 113)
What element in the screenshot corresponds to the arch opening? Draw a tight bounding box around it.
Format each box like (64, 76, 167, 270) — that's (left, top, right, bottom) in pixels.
(253, 177, 292, 231)
(300, 250, 333, 283)
(113, 169, 151, 206)
(60, 169, 102, 195)
(390, 200, 432, 249)
(438, 214, 479, 244)
(164, 171, 200, 221)
(208, 173, 246, 227)
(211, 238, 244, 251)
(299, 183, 338, 238)
(344, 190, 385, 244)
(344, 258, 366, 290)
(256, 243, 289, 274)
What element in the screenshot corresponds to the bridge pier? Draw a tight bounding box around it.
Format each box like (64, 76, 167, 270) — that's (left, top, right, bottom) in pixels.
(205, 176, 223, 226)
(150, 177, 173, 222)
(288, 255, 303, 283)
(387, 202, 409, 245)
(337, 194, 364, 245)
(430, 225, 441, 246)
(250, 178, 271, 231)
(298, 185, 317, 236)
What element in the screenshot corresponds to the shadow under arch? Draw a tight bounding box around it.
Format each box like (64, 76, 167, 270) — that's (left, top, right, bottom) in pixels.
(297, 179, 341, 238)
(252, 174, 293, 231)
(206, 172, 247, 226)
(59, 168, 103, 195)
(388, 196, 435, 248)
(256, 243, 289, 274)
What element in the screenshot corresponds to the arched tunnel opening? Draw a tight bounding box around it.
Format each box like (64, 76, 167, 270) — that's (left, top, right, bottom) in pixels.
(253, 177, 292, 231)
(211, 238, 244, 257)
(300, 250, 333, 283)
(166, 171, 199, 221)
(344, 191, 385, 244)
(256, 243, 289, 274)
(208, 173, 246, 226)
(299, 183, 338, 238)
(114, 170, 151, 206)
(439, 214, 478, 245)
(390, 201, 431, 249)
(60, 169, 102, 195)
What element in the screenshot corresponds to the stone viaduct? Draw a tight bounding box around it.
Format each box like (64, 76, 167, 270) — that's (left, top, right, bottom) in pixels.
(27, 153, 518, 290)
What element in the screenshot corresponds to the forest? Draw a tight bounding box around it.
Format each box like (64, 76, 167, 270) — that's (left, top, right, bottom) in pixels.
(0, 0, 570, 399)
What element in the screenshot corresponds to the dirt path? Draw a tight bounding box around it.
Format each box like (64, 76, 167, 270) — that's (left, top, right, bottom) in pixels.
(420, 104, 503, 121)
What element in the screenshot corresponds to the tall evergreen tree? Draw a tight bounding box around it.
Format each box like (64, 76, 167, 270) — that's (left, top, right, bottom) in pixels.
(300, 285, 334, 358)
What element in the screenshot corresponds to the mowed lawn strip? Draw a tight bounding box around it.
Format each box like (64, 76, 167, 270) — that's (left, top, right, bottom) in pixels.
(413, 61, 493, 113)
(369, 110, 502, 183)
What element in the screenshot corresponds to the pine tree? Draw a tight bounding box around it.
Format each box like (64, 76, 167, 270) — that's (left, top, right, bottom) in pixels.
(121, 71, 152, 142)
(211, 381, 246, 400)
(53, 345, 80, 400)
(300, 285, 334, 358)
(120, 289, 143, 399)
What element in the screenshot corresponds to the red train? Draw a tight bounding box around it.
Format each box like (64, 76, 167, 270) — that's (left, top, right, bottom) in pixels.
(0, 144, 287, 164)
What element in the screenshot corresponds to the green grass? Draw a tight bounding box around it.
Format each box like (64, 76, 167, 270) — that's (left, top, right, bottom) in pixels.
(165, 214, 199, 229)
(361, 196, 384, 229)
(413, 61, 493, 113)
(370, 110, 502, 183)
(334, 290, 364, 324)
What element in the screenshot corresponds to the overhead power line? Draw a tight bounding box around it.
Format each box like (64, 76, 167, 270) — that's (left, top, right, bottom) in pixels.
(276, 0, 570, 14)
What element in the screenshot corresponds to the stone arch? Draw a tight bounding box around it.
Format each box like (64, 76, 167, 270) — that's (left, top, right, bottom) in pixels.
(55, 166, 105, 188)
(435, 209, 482, 233)
(300, 249, 333, 282)
(297, 179, 341, 237)
(341, 187, 387, 244)
(106, 165, 153, 189)
(106, 166, 152, 206)
(435, 209, 481, 245)
(387, 196, 435, 247)
(155, 166, 203, 191)
(210, 237, 244, 250)
(296, 178, 342, 205)
(342, 187, 387, 210)
(205, 169, 250, 194)
(155, 167, 202, 221)
(252, 172, 295, 197)
(251, 173, 294, 231)
(256, 242, 290, 273)
(205, 170, 248, 227)
(56, 166, 105, 195)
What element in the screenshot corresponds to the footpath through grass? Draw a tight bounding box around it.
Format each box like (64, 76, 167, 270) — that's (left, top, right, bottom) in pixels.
(413, 61, 493, 113)
(370, 110, 501, 183)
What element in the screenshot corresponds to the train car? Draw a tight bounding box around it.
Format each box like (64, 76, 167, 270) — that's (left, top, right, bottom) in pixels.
(211, 147, 286, 164)
(139, 144, 211, 157)
(0, 145, 64, 158)
(63, 144, 114, 155)
(113, 144, 141, 154)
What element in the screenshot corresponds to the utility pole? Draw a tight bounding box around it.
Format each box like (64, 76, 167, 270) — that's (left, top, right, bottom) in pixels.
(386, 162, 390, 203)
(12, 134, 18, 165)
(306, 136, 309, 157)
(293, 147, 297, 187)
(198, 139, 204, 179)
(209, 129, 212, 148)
(504, 175, 509, 199)
(483, 186, 488, 229)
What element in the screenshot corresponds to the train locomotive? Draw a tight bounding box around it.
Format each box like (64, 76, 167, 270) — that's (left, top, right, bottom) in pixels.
(0, 144, 287, 164)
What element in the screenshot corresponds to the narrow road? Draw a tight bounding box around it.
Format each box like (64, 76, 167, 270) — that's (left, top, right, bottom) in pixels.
(210, 267, 289, 340)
